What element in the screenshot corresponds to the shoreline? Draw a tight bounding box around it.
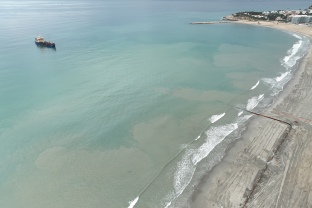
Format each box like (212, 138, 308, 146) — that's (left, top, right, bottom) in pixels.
(190, 21, 312, 207)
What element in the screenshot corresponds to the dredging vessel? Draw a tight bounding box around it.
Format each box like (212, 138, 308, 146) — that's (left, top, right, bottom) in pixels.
(35, 36, 55, 48)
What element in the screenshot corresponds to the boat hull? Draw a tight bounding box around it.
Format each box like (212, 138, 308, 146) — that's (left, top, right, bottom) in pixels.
(35, 41, 56, 48)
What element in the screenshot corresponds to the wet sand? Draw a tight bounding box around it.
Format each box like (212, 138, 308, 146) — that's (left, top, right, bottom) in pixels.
(190, 21, 312, 207)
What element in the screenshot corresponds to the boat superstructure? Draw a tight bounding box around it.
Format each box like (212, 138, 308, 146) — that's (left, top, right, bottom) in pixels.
(35, 36, 55, 48)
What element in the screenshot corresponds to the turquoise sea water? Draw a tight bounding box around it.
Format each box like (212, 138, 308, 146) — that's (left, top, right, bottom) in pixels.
(0, 1, 311, 207)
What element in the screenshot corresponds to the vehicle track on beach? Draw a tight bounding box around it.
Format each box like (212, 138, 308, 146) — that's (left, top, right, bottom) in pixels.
(245, 46, 312, 207)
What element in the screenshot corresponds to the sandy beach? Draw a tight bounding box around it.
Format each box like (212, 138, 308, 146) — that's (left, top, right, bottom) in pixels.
(190, 21, 312, 207)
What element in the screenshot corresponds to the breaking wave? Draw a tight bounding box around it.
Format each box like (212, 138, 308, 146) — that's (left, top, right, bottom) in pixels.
(282, 33, 309, 69)
(246, 94, 264, 111)
(275, 71, 290, 82)
(250, 80, 260, 90)
(164, 114, 254, 207)
(209, 113, 225, 123)
(292, 34, 302, 40)
(164, 123, 238, 207)
(262, 71, 290, 88)
(261, 34, 309, 98)
(262, 71, 292, 97)
(238, 111, 243, 116)
(128, 196, 139, 208)
(283, 39, 302, 68)
(191, 123, 238, 166)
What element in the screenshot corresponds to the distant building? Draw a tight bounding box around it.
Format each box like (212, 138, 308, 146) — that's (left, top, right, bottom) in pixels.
(275, 17, 283, 21)
(289, 10, 302, 15)
(263, 11, 270, 15)
(291, 15, 312, 24)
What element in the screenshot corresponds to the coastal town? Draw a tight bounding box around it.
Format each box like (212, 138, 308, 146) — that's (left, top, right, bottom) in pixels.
(224, 5, 312, 24)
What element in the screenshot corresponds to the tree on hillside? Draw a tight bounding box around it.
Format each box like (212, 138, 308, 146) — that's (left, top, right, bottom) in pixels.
(267, 13, 286, 21)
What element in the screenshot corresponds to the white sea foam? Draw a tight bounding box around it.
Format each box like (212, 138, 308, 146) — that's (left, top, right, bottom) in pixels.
(238, 111, 243, 116)
(246, 94, 264, 111)
(262, 78, 276, 88)
(162, 191, 175, 208)
(236, 114, 253, 123)
(174, 149, 197, 196)
(283, 40, 303, 68)
(192, 123, 238, 165)
(250, 80, 260, 90)
(292, 34, 302, 40)
(275, 71, 289, 82)
(209, 113, 225, 123)
(262, 72, 293, 97)
(262, 71, 290, 89)
(128, 196, 139, 208)
(262, 34, 310, 97)
(165, 123, 239, 207)
(164, 201, 172, 208)
(164, 112, 258, 207)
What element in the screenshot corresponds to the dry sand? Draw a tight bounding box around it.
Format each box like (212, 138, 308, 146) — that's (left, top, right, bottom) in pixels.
(190, 21, 312, 208)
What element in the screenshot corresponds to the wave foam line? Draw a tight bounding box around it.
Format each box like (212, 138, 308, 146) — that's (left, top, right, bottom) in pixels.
(246, 94, 264, 111)
(238, 111, 243, 116)
(128, 196, 139, 208)
(164, 123, 238, 207)
(283, 40, 303, 68)
(164, 201, 172, 208)
(192, 123, 238, 165)
(174, 149, 197, 196)
(275, 71, 289, 82)
(262, 71, 290, 89)
(250, 80, 260, 90)
(209, 112, 225, 123)
(140, 99, 249, 207)
(292, 34, 302, 40)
